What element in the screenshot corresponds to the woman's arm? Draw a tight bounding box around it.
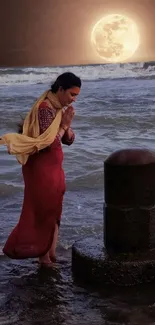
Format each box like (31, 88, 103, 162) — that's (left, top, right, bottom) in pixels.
(39, 105, 55, 134)
(61, 127, 75, 146)
(38, 102, 75, 145)
(38, 102, 65, 144)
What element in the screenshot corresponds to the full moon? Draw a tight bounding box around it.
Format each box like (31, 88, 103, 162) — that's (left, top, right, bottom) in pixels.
(91, 14, 140, 63)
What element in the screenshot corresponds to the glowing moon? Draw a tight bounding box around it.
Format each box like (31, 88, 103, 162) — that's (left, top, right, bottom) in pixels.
(91, 14, 140, 63)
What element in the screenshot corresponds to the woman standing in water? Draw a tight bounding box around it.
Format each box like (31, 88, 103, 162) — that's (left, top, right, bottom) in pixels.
(1, 72, 81, 267)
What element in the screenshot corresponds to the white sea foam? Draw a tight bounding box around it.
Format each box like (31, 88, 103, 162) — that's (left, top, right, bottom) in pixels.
(0, 62, 155, 86)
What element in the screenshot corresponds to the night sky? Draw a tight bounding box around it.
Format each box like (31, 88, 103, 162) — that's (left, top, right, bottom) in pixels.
(0, 0, 155, 66)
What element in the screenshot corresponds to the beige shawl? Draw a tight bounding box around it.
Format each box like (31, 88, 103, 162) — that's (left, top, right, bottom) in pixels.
(0, 90, 63, 165)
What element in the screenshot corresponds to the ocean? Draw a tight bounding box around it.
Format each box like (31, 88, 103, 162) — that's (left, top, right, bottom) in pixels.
(0, 62, 155, 324)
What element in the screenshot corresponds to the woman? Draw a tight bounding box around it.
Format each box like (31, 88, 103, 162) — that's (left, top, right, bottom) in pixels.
(1, 72, 81, 267)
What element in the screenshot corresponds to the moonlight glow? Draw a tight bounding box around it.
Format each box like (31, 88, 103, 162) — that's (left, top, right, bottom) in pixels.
(91, 14, 140, 63)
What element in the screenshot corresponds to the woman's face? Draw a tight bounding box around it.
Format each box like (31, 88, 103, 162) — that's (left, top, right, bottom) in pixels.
(59, 86, 80, 107)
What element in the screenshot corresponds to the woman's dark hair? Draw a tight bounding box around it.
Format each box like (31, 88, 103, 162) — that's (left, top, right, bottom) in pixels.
(51, 72, 81, 93)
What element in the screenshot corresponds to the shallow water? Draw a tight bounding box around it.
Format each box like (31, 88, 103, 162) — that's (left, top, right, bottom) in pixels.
(0, 63, 155, 324)
(1, 248, 155, 325)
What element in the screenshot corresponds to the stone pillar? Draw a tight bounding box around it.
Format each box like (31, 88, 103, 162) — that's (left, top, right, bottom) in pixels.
(72, 149, 155, 286)
(104, 149, 155, 254)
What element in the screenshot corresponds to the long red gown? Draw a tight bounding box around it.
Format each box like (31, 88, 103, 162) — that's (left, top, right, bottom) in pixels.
(3, 101, 74, 259)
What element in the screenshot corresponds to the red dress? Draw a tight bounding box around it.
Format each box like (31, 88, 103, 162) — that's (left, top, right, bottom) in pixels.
(3, 102, 75, 259)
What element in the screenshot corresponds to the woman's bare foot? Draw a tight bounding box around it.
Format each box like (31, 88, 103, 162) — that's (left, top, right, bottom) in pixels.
(38, 224, 59, 266)
(49, 224, 59, 263)
(49, 255, 56, 263)
(39, 252, 53, 267)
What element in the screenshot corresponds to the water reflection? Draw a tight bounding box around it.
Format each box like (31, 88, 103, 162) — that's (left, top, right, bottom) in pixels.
(1, 250, 155, 324)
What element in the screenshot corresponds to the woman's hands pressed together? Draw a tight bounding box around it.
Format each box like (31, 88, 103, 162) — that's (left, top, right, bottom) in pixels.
(60, 106, 75, 130)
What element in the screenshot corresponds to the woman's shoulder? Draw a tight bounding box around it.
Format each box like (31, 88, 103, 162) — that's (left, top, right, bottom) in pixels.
(39, 99, 56, 111)
(38, 99, 56, 117)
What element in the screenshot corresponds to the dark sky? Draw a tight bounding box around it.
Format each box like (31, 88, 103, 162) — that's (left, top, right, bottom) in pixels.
(0, 0, 155, 66)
